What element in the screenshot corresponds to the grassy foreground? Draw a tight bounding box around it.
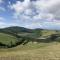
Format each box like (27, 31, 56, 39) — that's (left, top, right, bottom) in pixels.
(0, 42, 60, 60)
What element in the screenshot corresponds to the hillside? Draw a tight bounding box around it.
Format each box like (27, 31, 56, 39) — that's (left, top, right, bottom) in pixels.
(0, 26, 60, 60)
(0, 26, 33, 34)
(0, 26, 58, 37)
(0, 26, 42, 39)
(0, 33, 16, 44)
(0, 26, 60, 48)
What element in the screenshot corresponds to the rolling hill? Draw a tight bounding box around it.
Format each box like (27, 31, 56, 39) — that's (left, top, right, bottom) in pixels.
(0, 26, 60, 60)
(0, 26, 60, 48)
(0, 26, 33, 34)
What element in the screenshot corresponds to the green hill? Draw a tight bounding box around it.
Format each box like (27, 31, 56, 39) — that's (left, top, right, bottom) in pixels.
(0, 26, 58, 37)
(0, 26, 60, 48)
(0, 33, 17, 48)
(0, 26, 32, 33)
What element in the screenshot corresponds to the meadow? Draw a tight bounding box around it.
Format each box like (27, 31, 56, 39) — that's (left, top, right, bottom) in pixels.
(0, 42, 60, 60)
(0, 26, 60, 60)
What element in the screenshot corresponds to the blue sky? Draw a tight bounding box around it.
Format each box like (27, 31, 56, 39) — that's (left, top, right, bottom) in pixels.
(0, 0, 60, 30)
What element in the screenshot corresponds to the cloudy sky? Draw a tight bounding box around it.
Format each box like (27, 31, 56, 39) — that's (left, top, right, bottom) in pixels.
(0, 0, 60, 30)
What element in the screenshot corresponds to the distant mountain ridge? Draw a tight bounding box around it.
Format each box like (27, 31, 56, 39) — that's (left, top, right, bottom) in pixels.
(0, 26, 59, 37)
(0, 26, 33, 33)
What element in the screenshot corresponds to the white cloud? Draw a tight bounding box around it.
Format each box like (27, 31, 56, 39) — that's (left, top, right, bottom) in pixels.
(0, 0, 5, 12)
(10, 0, 55, 21)
(34, 0, 60, 20)
(0, 7, 5, 12)
(10, 0, 30, 16)
(9, 0, 60, 29)
(33, 0, 60, 20)
(0, 22, 6, 28)
(0, 0, 3, 3)
(0, 17, 5, 21)
(0, 17, 7, 28)
(34, 0, 60, 9)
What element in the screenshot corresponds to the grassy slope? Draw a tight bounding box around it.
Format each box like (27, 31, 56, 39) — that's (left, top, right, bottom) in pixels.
(0, 43, 59, 60)
(41, 30, 57, 36)
(0, 29, 60, 60)
(0, 42, 59, 60)
(0, 33, 17, 45)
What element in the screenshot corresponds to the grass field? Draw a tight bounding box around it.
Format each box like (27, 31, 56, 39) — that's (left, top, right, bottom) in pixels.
(0, 32, 60, 60)
(0, 33, 17, 45)
(0, 42, 59, 60)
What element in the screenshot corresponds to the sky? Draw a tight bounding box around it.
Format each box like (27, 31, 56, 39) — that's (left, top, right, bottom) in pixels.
(0, 0, 60, 30)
